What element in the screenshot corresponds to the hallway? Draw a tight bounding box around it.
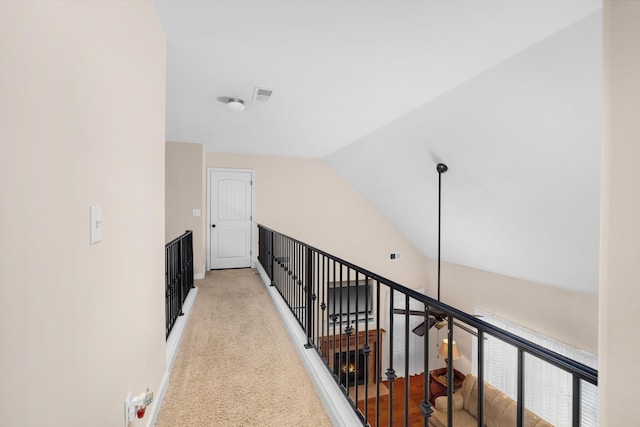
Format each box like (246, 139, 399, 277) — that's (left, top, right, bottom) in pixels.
(155, 269, 332, 426)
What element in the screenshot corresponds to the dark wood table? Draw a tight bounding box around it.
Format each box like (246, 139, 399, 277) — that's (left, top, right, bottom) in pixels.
(429, 367, 465, 405)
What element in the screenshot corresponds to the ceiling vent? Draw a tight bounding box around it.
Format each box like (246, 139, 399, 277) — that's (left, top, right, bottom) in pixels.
(253, 87, 274, 102)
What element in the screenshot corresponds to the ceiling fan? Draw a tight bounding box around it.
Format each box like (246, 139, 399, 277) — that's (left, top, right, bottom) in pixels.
(393, 163, 449, 336)
(392, 308, 448, 336)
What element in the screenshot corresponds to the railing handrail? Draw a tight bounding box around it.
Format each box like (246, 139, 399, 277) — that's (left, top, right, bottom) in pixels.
(166, 231, 192, 248)
(165, 230, 194, 339)
(257, 224, 598, 386)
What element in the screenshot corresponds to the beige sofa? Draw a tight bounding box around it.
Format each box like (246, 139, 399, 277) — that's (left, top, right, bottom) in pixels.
(428, 374, 553, 427)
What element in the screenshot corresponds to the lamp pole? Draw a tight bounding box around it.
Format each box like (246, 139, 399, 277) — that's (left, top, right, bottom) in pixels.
(436, 163, 448, 302)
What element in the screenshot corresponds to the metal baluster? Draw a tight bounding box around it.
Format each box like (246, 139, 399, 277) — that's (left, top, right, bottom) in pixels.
(363, 274, 371, 425)
(305, 246, 313, 349)
(420, 304, 432, 427)
(354, 270, 360, 403)
(446, 316, 453, 427)
(517, 348, 524, 427)
(404, 294, 410, 427)
(572, 375, 580, 427)
(345, 268, 352, 392)
(477, 330, 485, 427)
(375, 280, 381, 427)
(387, 289, 396, 426)
(331, 259, 337, 381)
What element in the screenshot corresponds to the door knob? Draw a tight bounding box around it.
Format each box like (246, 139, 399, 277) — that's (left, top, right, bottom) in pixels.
(212, 224, 216, 228)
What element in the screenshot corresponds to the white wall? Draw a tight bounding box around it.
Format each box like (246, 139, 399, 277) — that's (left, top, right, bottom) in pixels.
(0, 2, 166, 426)
(600, 1, 640, 424)
(327, 12, 601, 295)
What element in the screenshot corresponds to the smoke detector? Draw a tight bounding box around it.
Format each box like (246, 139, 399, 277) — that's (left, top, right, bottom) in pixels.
(252, 87, 274, 102)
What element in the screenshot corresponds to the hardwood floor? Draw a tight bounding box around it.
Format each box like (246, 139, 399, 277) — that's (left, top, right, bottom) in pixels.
(356, 373, 431, 427)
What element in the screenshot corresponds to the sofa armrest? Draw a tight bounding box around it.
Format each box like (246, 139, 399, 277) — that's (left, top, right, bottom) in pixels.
(434, 391, 464, 411)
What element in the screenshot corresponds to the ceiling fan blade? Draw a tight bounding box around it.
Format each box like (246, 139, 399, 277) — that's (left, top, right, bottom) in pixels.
(412, 321, 427, 336)
(392, 308, 425, 316)
(430, 309, 447, 320)
(392, 307, 454, 335)
(411, 317, 442, 336)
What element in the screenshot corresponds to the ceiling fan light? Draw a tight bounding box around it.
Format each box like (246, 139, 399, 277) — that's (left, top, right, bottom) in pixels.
(435, 319, 447, 330)
(227, 98, 245, 113)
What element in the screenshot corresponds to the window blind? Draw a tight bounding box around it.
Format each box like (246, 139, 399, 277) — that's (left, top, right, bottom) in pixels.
(472, 309, 598, 427)
(387, 289, 425, 378)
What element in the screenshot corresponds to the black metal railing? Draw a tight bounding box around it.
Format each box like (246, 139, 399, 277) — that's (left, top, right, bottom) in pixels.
(258, 224, 598, 427)
(165, 230, 194, 339)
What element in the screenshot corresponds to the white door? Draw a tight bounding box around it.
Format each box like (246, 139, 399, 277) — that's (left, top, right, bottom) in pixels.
(208, 169, 253, 269)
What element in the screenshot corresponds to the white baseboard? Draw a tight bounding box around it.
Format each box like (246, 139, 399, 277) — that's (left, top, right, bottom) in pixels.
(256, 263, 361, 427)
(147, 287, 199, 427)
(146, 371, 169, 427)
(194, 263, 206, 280)
(164, 287, 198, 370)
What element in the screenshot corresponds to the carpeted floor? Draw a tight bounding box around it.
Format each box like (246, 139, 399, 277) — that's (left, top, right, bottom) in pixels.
(155, 269, 332, 427)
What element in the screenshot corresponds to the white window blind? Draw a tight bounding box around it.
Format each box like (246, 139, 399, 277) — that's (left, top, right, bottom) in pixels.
(472, 309, 598, 427)
(387, 289, 425, 378)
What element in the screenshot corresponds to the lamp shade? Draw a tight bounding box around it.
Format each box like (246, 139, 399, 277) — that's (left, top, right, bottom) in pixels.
(439, 338, 461, 361)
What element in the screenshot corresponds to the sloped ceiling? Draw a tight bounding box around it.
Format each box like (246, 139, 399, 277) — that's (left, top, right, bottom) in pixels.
(327, 13, 601, 294)
(155, 1, 602, 294)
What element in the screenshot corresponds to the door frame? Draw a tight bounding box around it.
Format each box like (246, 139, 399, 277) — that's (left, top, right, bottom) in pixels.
(206, 168, 255, 270)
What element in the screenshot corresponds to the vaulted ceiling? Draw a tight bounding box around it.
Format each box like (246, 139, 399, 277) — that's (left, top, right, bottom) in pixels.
(155, 0, 603, 295)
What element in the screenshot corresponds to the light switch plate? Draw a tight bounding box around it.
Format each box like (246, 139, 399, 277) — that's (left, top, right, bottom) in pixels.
(193, 209, 201, 217)
(90, 206, 102, 244)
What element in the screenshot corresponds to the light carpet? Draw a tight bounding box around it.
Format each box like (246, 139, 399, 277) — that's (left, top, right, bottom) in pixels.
(155, 269, 332, 427)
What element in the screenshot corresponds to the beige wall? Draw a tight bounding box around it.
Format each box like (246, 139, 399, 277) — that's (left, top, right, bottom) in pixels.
(441, 260, 598, 373)
(207, 152, 430, 290)
(600, 1, 640, 424)
(206, 152, 598, 365)
(0, 2, 166, 426)
(166, 141, 206, 276)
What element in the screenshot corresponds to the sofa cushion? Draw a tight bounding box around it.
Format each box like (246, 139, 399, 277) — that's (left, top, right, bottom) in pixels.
(484, 387, 512, 426)
(457, 374, 553, 427)
(434, 390, 464, 411)
(499, 402, 554, 427)
(460, 373, 476, 411)
(465, 375, 507, 419)
(429, 405, 478, 427)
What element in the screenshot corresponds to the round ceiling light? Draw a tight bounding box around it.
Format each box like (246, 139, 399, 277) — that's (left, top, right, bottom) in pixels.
(227, 98, 245, 113)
